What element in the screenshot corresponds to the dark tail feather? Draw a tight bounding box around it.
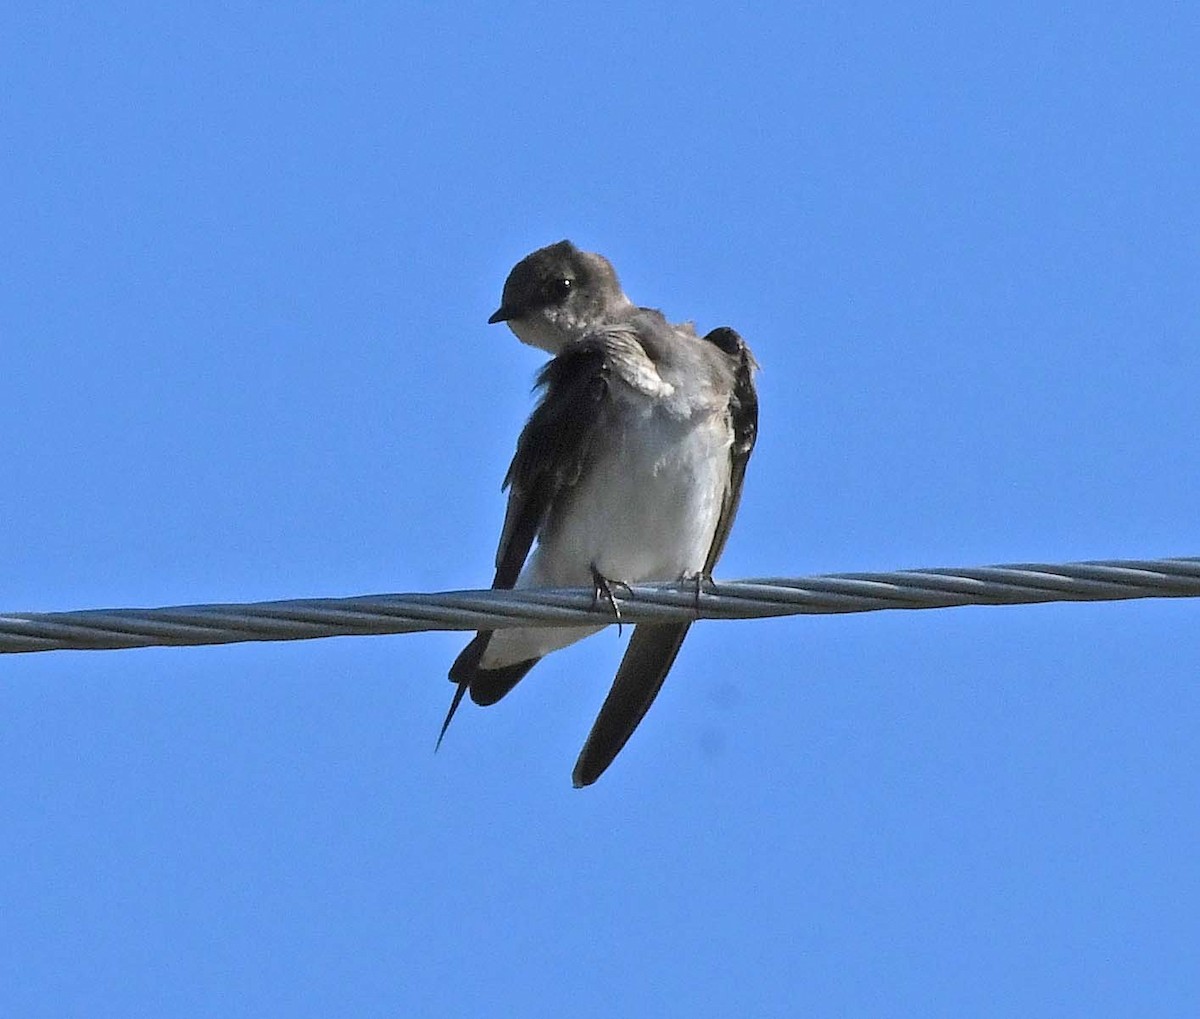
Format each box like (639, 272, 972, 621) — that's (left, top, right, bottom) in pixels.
(571, 622, 691, 788)
(438, 632, 539, 749)
(435, 681, 470, 751)
(448, 631, 492, 684)
(468, 659, 540, 705)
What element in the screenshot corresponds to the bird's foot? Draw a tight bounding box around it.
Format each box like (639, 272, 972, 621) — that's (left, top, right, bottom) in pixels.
(680, 570, 714, 618)
(590, 563, 632, 635)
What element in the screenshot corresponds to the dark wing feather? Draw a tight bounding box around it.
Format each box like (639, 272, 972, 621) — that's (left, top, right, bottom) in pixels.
(571, 623, 691, 787)
(492, 342, 611, 587)
(701, 327, 759, 573)
(571, 327, 759, 786)
(441, 341, 612, 743)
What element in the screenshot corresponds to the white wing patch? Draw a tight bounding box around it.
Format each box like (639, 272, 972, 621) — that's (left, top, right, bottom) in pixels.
(603, 329, 677, 399)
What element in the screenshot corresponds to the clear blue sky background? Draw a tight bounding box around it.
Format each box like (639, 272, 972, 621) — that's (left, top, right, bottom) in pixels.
(2, 4, 1197, 1016)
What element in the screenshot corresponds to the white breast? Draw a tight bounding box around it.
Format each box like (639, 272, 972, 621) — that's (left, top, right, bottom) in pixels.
(523, 396, 732, 588)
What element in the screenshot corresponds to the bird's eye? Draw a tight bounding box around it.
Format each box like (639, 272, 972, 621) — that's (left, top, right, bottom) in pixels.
(546, 277, 574, 301)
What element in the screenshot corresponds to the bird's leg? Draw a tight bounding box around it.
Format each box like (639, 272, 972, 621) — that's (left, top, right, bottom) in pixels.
(680, 569, 714, 619)
(590, 562, 632, 636)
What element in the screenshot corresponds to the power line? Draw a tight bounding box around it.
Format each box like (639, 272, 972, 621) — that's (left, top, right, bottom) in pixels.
(2, 556, 1196, 655)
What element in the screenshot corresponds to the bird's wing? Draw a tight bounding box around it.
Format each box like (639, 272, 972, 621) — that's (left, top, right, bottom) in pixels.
(572, 327, 759, 787)
(439, 336, 615, 745)
(699, 326, 759, 574)
(493, 340, 612, 588)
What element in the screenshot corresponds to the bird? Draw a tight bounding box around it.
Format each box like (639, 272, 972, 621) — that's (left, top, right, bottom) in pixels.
(440, 240, 758, 786)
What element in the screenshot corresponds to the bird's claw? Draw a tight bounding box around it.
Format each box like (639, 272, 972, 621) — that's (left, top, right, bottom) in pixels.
(590, 563, 632, 635)
(681, 570, 714, 618)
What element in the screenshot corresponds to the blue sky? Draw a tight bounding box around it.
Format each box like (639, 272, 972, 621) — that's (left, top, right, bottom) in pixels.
(2, 3, 1197, 1015)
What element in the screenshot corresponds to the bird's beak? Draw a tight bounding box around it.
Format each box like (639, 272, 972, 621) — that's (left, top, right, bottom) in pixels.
(487, 305, 512, 324)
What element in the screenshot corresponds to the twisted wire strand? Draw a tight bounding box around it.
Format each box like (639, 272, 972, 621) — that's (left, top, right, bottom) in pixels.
(2, 557, 1196, 655)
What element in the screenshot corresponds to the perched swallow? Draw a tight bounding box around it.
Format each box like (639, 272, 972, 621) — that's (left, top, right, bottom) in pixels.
(442, 240, 758, 786)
